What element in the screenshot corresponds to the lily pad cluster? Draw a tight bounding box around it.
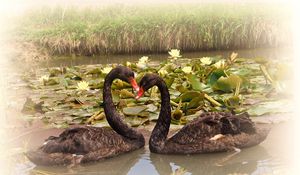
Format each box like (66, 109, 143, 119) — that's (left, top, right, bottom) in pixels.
(21, 50, 293, 128)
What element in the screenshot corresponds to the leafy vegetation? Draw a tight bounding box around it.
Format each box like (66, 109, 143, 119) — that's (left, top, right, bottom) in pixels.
(21, 51, 293, 128)
(15, 4, 291, 56)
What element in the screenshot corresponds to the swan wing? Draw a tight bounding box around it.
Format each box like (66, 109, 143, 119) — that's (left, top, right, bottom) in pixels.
(41, 126, 130, 154)
(169, 116, 222, 144)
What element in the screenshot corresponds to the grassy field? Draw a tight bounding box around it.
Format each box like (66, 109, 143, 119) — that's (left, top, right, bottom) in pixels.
(15, 4, 292, 56)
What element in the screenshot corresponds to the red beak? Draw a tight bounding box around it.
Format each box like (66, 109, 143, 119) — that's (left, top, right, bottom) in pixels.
(135, 87, 144, 99)
(129, 77, 139, 92)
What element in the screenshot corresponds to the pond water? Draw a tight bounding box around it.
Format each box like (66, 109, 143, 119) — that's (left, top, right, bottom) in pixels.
(11, 120, 296, 175)
(0, 47, 296, 175)
(39, 47, 292, 67)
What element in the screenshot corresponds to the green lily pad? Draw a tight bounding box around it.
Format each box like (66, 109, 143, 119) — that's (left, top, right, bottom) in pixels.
(112, 91, 120, 103)
(213, 74, 242, 92)
(119, 89, 135, 98)
(45, 77, 60, 86)
(176, 84, 188, 93)
(146, 104, 158, 112)
(175, 91, 201, 102)
(208, 69, 226, 86)
(126, 117, 149, 127)
(123, 106, 148, 116)
(224, 95, 240, 108)
(187, 96, 204, 109)
(22, 97, 45, 114)
(164, 77, 175, 88)
(49, 68, 64, 77)
(187, 74, 203, 91)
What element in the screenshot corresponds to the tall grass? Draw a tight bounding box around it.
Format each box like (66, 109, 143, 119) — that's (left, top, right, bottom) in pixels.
(16, 4, 292, 55)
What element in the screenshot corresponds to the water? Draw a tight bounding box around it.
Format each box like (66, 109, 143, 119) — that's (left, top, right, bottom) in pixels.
(0, 47, 296, 175)
(37, 47, 291, 68)
(12, 121, 295, 175)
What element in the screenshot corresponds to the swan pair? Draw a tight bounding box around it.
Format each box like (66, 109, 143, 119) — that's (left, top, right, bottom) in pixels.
(26, 66, 269, 166)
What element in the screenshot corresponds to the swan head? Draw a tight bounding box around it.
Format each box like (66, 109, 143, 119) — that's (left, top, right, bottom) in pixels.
(136, 74, 160, 99)
(112, 66, 140, 92)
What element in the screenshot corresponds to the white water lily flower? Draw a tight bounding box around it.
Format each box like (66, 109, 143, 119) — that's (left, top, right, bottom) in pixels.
(39, 75, 49, 82)
(158, 69, 168, 77)
(139, 56, 149, 63)
(136, 61, 147, 69)
(200, 57, 212, 65)
(182, 66, 192, 74)
(136, 56, 149, 69)
(102, 67, 113, 74)
(214, 59, 226, 69)
(126, 61, 131, 67)
(168, 49, 182, 59)
(77, 81, 89, 91)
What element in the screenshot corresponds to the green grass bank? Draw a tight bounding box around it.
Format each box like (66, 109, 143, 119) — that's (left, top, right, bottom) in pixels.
(15, 4, 292, 56)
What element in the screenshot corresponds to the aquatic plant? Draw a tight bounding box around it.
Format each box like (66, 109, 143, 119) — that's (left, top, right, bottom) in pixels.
(76, 81, 89, 91)
(214, 59, 226, 69)
(39, 75, 49, 85)
(200, 57, 212, 65)
(21, 50, 293, 128)
(169, 49, 182, 59)
(139, 56, 149, 64)
(136, 56, 149, 69)
(101, 67, 113, 74)
(182, 66, 192, 74)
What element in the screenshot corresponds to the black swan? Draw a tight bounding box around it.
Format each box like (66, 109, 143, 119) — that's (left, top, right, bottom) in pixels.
(26, 66, 145, 165)
(136, 74, 270, 154)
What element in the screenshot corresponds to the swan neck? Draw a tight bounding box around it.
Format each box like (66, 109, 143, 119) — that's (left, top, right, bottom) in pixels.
(149, 78, 171, 151)
(103, 72, 144, 142)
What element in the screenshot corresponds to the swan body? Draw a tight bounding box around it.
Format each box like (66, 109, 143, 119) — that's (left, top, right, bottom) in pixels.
(159, 112, 269, 154)
(26, 126, 143, 165)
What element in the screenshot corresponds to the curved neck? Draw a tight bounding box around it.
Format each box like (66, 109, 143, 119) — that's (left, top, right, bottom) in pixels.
(103, 72, 144, 142)
(149, 77, 171, 151)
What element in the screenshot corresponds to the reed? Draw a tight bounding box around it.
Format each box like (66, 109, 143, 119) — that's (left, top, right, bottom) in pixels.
(15, 4, 292, 56)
